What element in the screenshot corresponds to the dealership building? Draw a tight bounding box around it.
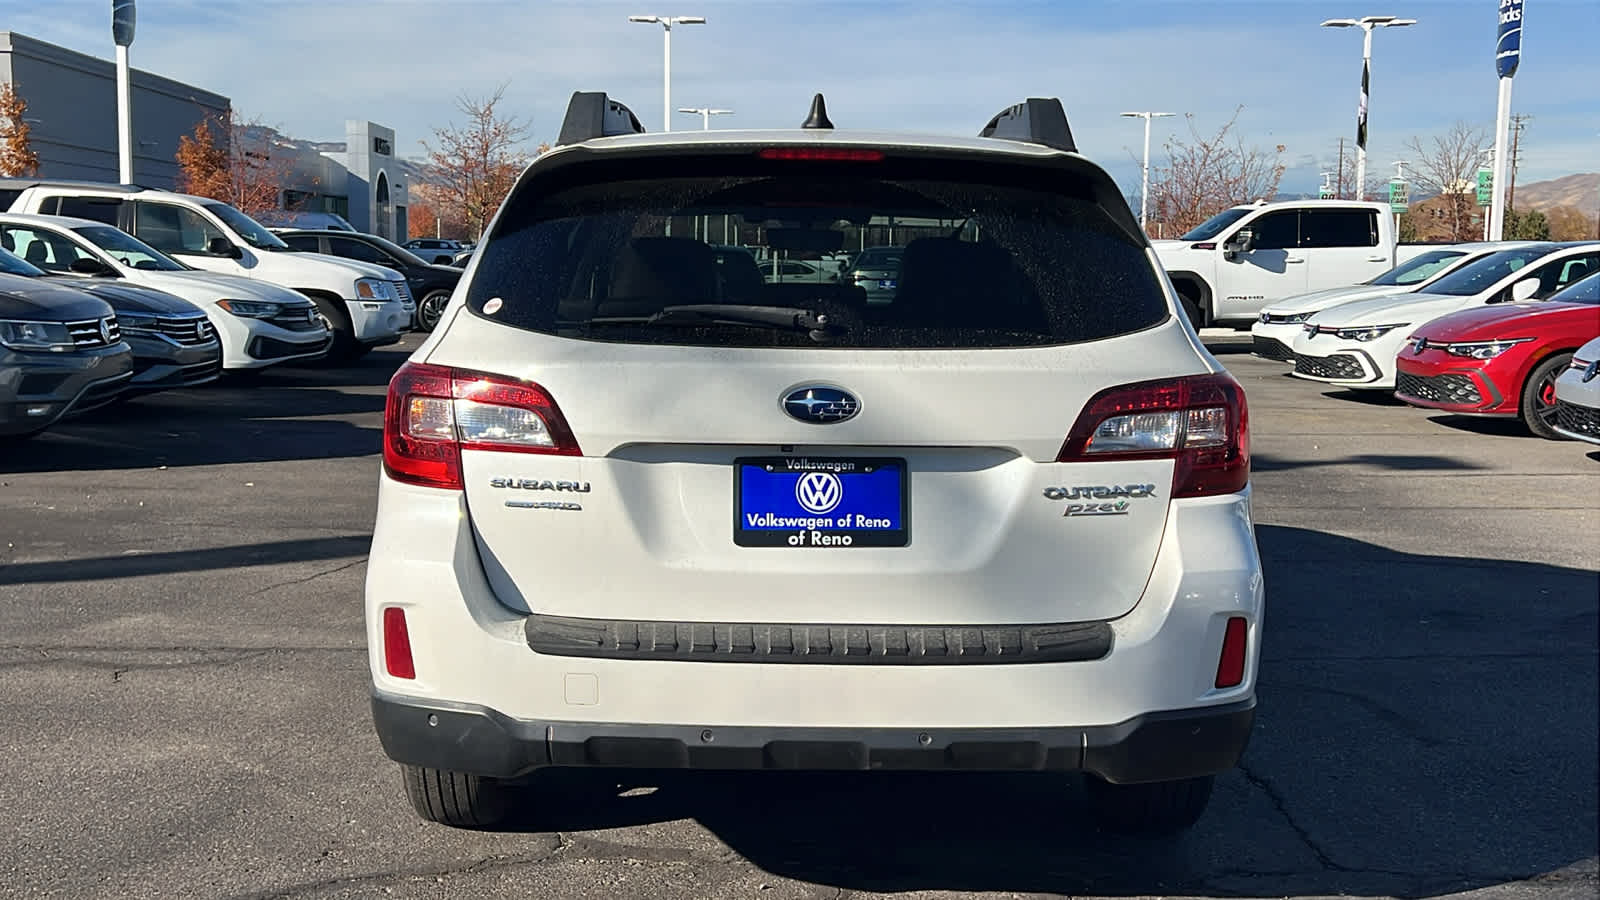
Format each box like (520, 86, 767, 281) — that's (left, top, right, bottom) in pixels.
(1, 31, 409, 238)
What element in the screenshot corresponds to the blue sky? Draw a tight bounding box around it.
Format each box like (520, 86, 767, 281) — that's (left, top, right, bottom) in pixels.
(7, 0, 1597, 196)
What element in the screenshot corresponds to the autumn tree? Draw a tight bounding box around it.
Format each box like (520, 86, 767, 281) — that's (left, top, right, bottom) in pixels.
(175, 109, 289, 217)
(0, 81, 40, 177)
(1404, 121, 1490, 243)
(1145, 107, 1286, 237)
(1547, 205, 1598, 242)
(420, 86, 536, 240)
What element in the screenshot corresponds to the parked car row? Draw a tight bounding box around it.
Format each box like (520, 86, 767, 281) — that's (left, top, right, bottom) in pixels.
(1247, 240, 1600, 442)
(0, 177, 471, 443)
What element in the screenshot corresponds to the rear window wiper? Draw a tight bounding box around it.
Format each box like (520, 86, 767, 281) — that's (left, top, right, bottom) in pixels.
(584, 305, 848, 342)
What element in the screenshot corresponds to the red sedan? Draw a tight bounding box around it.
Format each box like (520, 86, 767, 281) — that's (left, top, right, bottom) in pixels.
(1395, 272, 1600, 438)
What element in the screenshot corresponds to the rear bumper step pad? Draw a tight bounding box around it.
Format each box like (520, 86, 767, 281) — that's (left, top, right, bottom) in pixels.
(525, 613, 1113, 665)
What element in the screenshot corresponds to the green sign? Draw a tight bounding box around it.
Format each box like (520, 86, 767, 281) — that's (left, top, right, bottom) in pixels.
(1476, 168, 1494, 206)
(1388, 180, 1410, 213)
(1319, 187, 1335, 200)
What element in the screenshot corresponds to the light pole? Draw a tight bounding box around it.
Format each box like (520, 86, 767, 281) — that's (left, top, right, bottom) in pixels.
(111, 0, 137, 183)
(678, 107, 733, 130)
(627, 15, 706, 133)
(1321, 15, 1415, 202)
(1120, 111, 1174, 232)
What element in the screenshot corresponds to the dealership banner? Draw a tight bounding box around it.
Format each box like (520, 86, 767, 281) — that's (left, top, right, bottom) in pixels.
(1496, 0, 1523, 78)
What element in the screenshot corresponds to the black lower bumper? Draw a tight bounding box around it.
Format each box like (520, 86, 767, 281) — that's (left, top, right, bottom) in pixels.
(370, 693, 1255, 785)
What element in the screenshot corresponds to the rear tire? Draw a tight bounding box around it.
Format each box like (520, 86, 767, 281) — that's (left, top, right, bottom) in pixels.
(401, 764, 515, 829)
(1086, 774, 1214, 835)
(1522, 353, 1573, 440)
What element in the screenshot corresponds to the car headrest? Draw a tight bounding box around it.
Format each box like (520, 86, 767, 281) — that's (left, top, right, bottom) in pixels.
(605, 237, 720, 314)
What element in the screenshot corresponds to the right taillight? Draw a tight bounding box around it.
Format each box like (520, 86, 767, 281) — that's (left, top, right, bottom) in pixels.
(1057, 374, 1249, 498)
(383, 362, 581, 490)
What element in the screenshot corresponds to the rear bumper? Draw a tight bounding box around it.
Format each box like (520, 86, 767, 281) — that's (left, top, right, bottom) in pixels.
(371, 690, 1254, 784)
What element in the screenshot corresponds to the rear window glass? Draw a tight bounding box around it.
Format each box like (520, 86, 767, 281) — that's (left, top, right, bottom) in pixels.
(466, 161, 1167, 349)
(1369, 249, 1467, 286)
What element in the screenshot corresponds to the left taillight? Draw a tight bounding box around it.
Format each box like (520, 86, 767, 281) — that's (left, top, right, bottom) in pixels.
(383, 362, 581, 490)
(1057, 373, 1249, 498)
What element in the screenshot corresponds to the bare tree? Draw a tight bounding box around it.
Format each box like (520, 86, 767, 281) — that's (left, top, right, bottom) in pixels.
(175, 109, 291, 217)
(1404, 121, 1490, 243)
(1145, 107, 1286, 236)
(0, 82, 40, 177)
(420, 86, 534, 239)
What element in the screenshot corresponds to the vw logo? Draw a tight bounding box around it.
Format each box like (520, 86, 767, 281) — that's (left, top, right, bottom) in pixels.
(782, 386, 860, 424)
(1584, 359, 1600, 384)
(196, 320, 207, 340)
(98, 318, 113, 343)
(1412, 337, 1428, 355)
(795, 472, 844, 515)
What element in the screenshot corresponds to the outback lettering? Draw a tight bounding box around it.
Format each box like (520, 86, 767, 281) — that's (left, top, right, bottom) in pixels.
(1042, 484, 1158, 501)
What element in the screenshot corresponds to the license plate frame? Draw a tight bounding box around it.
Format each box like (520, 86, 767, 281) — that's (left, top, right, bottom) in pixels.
(734, 457, 909, 548)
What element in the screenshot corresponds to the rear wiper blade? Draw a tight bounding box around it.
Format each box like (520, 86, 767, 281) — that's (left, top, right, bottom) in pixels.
(587, 305, 847, 342)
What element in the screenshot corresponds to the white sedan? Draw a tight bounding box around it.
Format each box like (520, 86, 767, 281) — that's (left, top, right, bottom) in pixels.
(0, 213, 331, 370)
(1251, 242, 1541, 363)
(1553, 334, 1600, 444)
(1290, 242, 1600, 390)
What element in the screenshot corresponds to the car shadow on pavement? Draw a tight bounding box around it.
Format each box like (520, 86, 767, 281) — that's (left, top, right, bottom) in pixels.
(0, 535, 371, 586)
(1424, 414, 1542, 439)
(1317, 387, 1407, 406)
(498, 525, 1597, 897)
(0, 352, 404, 473)
(1253, 451, 1485, 472)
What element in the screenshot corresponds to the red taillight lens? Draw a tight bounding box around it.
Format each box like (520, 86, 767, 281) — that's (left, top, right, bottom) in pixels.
(1215, 616, 1248, 688)
(382, 362, 581, 490)
(758, 147, 885, 162)
(383, 607, 416, 680)
(1057, 374, 1249, 498)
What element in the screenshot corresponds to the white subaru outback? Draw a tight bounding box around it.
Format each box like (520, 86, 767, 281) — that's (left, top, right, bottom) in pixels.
(366, 93, 1263, 835)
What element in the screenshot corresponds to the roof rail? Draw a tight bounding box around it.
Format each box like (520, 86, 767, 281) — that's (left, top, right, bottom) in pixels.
(977, 98, 1076, 153)
(556, 92, 646, 146)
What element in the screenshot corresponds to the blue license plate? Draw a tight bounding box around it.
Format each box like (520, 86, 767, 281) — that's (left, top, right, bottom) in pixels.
(735, 457, 908, 548)
(877, 279, 897, 289)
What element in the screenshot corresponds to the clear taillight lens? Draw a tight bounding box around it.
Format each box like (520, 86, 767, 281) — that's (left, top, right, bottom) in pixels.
(383, 362, 580, 490)
(1060, 374, 1249, 498)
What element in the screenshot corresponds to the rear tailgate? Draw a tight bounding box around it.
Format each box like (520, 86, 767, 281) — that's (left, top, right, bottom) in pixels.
(431, 314, 1207, 625)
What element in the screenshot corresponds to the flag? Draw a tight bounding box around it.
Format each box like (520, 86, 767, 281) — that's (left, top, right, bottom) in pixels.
(1356, 58, 1369, 152)
(1496, 0, 1524, 78)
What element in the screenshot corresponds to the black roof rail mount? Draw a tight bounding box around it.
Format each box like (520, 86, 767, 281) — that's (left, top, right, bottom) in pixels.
(978, 98, 1077, 153)
(557, 92, 646, 146)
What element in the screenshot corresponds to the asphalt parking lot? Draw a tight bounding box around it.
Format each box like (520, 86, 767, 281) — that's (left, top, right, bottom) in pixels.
(1, 330, 1595, 900)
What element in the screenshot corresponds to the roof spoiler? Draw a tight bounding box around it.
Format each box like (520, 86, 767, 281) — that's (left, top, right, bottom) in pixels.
(556, 92, 646, 146)
(978, 98, 1076, 153)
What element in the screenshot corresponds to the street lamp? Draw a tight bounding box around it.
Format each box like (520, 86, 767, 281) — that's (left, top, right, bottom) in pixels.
(678, 107, 733, 130)
(628, 15, 706, 133)
(1321, 15, 1416, 202)
(111, 0, 137, 183)
(1120, 111, 1175, 232)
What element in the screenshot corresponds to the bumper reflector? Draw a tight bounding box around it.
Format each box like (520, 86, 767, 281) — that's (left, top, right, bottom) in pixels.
(1215, 617, 1247, 688)
(383, 607, 416, 679)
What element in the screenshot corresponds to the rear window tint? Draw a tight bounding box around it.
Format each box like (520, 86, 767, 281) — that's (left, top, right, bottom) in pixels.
(466, 159, 1167, 349)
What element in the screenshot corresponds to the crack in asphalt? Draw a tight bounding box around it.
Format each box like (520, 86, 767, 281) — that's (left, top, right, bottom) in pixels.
(0, 646, 362, 675)
(223, 838, 566, 900)
(239, 559, 367, 599)
(1237, 761, 1344, 872)
(1272, 682, 1446, 747)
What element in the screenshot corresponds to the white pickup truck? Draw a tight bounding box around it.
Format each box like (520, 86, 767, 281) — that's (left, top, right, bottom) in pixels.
(1152, 200, 1431, 328)
(2, 181, 413, 360)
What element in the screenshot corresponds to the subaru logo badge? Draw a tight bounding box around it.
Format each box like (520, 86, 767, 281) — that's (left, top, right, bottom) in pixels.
(1584, 359, 1600, 384)
(782, 386, 860, 424)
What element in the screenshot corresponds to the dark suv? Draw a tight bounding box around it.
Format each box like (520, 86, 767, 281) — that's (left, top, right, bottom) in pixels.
(279, 230, 462, 332)
(0, 267, 133, 440)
